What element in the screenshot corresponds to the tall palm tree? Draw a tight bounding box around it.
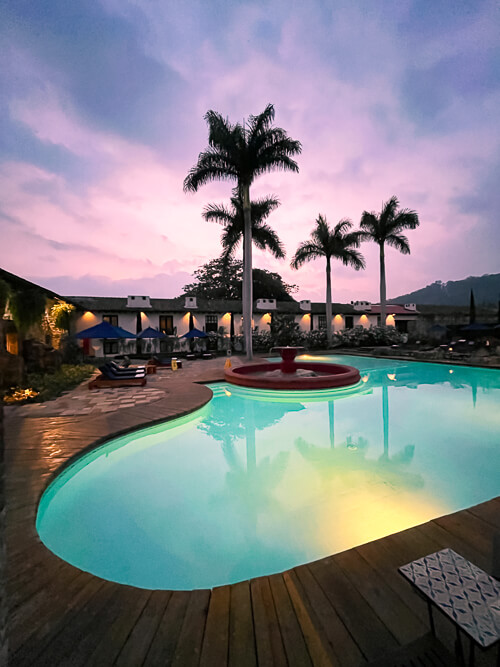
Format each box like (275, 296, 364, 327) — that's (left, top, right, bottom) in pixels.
(184, 104, 301, 360)
(359, 196, 419, 325)
(291, 216, 365, 346)
(203, 191, 285, 267)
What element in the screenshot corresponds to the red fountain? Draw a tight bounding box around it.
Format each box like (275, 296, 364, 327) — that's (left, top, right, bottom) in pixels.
(225, 346, 360, 390)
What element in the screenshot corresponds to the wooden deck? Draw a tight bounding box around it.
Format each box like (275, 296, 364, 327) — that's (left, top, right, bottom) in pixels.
(5, 365, 500, 666)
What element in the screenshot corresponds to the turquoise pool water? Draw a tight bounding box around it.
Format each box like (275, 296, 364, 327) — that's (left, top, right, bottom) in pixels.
(36, 355, 500, 590)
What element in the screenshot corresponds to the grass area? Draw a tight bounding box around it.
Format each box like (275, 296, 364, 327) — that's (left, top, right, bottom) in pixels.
(3, 364, 96, 404)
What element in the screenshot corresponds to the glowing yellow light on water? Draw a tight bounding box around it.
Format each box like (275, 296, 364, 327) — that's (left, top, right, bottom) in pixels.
(223, 389, 232, 397)
(361, 375, 369, 383)
(387, 373, 396, 381)
(449, 370, 454, 374)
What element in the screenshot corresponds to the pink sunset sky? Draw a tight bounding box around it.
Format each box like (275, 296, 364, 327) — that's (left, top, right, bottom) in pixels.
(1, 0, 499, 302)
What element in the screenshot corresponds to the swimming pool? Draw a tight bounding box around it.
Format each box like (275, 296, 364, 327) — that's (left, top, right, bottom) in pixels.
(36, 355, 500, 590)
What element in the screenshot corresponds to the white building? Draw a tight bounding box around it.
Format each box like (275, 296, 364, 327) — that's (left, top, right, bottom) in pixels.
(68, 294, 419, 357)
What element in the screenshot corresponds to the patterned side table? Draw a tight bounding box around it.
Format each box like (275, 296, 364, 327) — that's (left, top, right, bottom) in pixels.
(399, 548, 500, 666)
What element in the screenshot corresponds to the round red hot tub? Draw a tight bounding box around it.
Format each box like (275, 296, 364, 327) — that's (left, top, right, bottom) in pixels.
(225, 361, 360, 390)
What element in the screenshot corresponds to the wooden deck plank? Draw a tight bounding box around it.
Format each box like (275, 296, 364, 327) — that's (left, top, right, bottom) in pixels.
(83, 588, 151, 667)
(283, 570, 337, 667)
(34, 581, 118, 666)
(8, 569, 92, 654)
(468, 499, 500, 530)
(269, 573, 313, 667)
(55, 586, 155, 667)
(415, 520, 490, 572)
(171, 589, 211, 667)
(250, 577, 287, 667)
(294, 565, 362, 667)
(10, 575, 106, 666)
(308, 555, 398, 663)
(199, 585, 230, 667)
(435, 510, 496, 559)
(335, 548, 428, 645)
(229, 580, 257, 667)
(115, 590, 172, 667)
(143, 590, 190, 667)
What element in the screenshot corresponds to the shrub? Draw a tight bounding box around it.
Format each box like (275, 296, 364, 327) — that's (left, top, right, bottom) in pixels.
(333, 325, 405, 347)
(25, 364, 96, 402)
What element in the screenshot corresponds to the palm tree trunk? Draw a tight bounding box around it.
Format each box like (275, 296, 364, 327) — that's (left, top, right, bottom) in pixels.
(242, 184, 253, 360)
(379, 244, 386, 326)
(325, 256, 332, 347)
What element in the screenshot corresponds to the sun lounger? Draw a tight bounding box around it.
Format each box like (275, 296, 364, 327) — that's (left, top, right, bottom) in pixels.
(88, 365, 147, 389)
(102, 363, 146, 378)
(109, 361, 147, 373)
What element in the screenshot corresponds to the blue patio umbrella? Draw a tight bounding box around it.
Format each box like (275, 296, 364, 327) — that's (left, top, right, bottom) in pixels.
(113, 325, 137, 338)
(75, 321, 129, 339)
(137, 327, 166, 339)
(181, 328, 208, 339)
(461, 323, 490, 331)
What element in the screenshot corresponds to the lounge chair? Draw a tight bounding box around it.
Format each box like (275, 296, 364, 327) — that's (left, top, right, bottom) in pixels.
(88, 364, 147, 389)
(108, 361, 150, 374)
(103, 363, 146, 377)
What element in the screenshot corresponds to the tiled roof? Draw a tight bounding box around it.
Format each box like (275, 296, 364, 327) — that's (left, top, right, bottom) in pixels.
(65, 295, 418, 315)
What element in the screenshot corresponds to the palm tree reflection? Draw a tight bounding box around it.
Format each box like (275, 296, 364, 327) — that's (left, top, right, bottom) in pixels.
(296, 381, 423, 491)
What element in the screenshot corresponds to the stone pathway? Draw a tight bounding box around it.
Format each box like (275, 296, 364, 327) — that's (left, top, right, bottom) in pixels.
(4, 355, 244, 418)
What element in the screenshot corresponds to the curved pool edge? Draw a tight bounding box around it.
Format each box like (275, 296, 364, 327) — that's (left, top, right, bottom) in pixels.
(34, 380, 215, 512)
(4, 356, 500, 665)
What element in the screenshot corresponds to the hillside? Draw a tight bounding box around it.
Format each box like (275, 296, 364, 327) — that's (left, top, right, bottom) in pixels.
(390, 273, 500, 306)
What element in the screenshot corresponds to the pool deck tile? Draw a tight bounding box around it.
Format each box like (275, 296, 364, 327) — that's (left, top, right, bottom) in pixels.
(5, 355, 500, 666)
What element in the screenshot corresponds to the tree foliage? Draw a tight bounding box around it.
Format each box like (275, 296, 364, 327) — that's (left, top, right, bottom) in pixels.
(184, 103, 301, 360)
(9, 288, 47, 336)
(182, 257, 298, 302)
(359, 195, 419, 322)
(203, 190, 284, 266)
(291, 215, 365, 345)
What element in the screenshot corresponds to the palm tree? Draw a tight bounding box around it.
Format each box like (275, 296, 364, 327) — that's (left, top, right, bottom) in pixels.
(359, 196, 419, 326)
(184, 104, 301, 360)
(203, 191, 285, 267)
(291, 216, 365, 346)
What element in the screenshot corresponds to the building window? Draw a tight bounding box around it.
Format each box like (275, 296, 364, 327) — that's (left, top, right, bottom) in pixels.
(205, 314, 218, 333)
(318, 315, 326, 330)
(160, 315, 174, 335)
(103, 314, 118, 327)
(103, 341, 119, 355)
(345, 315, 354, 329)
(395, 319, 408, 333)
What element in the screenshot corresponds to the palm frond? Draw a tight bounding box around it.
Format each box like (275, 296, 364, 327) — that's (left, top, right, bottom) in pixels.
(183, 149, 238, 192)
(338, 248, 366, 270)
(385, 233, 411, 254)
(333, 218, 353, 237)
(290, 242, 324, 269)
(391, 209, 420, 232)
(202, 202, 233, 226)
(252, 223, 286, 259)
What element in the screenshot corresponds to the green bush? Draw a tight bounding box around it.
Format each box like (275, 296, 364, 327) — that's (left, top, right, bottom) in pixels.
(25, 364, 96, 402)
(333, 325, 405, 347)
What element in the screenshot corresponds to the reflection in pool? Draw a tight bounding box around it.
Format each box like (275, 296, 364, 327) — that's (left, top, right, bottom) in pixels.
(36, 356, 500, 590)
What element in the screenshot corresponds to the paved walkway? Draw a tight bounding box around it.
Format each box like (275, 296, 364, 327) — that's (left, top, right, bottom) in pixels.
(4, 356, 244, 418)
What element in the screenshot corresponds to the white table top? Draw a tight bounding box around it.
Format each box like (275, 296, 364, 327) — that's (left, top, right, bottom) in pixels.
(399, 548, 500, 648)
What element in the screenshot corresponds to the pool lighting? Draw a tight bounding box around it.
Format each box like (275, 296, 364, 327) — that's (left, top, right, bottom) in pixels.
(361, 375, 369, 383)
(387, 373, 396, 381)
(449, 370, 454, 374)
(223, 388, 232, 396)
